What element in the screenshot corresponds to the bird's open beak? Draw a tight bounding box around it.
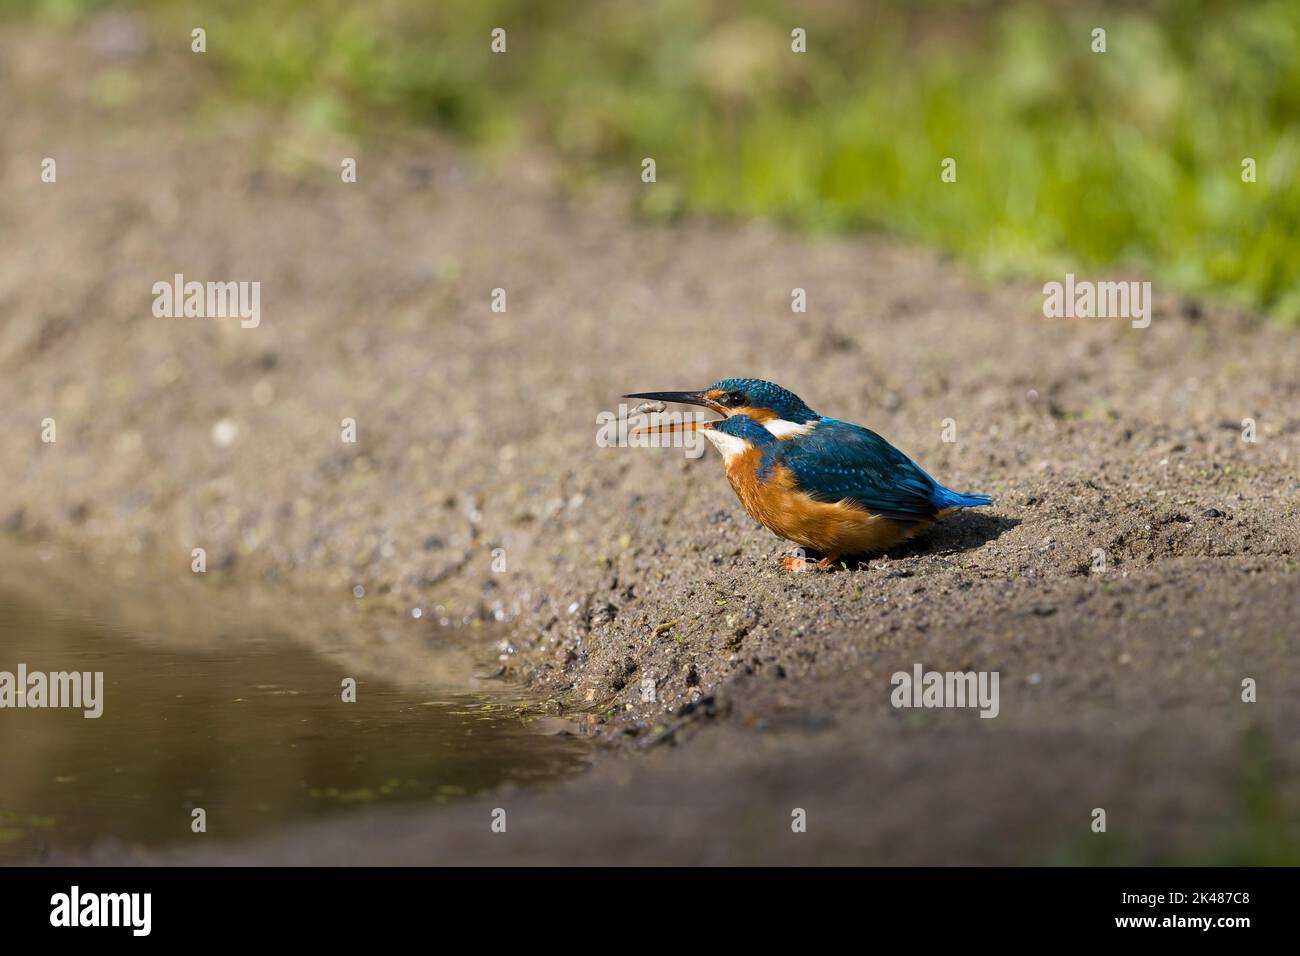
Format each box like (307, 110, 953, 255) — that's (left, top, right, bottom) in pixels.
(623, 390, 722, 438)
(624, 390, 726, 414)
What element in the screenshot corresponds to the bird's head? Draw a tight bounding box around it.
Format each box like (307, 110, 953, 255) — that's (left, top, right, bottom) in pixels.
(624, 377, 818, 427)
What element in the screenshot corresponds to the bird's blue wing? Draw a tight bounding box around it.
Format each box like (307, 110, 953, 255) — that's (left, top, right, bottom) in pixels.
(778, 419, 942, 524)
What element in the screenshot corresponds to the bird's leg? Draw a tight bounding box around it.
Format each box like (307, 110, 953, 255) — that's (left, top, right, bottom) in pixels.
(779, 552, 840, 572)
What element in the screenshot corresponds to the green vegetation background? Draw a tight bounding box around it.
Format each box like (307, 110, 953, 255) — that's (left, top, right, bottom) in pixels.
(14, 0, 1300, 322)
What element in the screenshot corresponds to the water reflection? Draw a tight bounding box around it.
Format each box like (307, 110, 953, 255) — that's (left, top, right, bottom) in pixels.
(0, 587, 589, 863)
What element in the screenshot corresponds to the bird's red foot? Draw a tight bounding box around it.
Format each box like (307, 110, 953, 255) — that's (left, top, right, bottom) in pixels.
(780, 553, 841, 572)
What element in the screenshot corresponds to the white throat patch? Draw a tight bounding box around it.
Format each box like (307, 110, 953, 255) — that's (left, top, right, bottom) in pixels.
(702, 428, 751, 462)
(764, 418, 817, 439)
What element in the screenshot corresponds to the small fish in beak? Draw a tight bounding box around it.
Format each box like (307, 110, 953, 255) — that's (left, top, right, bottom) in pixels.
(623, 389, 729, 438)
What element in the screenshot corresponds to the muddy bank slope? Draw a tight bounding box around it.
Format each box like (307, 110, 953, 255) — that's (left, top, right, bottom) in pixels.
(4, 25, 1299, 863)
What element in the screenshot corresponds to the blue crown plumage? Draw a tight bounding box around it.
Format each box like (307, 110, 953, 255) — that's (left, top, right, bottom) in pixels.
(709, 378, 819, 423)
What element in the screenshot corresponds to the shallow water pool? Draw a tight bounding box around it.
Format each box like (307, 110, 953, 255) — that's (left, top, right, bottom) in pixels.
(0, 584, 588, 863)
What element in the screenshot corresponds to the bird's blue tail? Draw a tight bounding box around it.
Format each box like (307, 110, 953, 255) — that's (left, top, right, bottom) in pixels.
(930, 486, 993, 509)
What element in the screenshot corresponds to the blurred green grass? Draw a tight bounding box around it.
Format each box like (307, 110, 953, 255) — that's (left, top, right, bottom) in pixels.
(15, 0, 1300, 322)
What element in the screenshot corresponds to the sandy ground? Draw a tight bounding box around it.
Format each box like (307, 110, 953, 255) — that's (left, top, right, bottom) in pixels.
(3, 22, 1299, 864)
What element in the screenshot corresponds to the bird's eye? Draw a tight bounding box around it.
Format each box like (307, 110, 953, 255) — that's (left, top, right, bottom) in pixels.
(728, 392, 745, 406)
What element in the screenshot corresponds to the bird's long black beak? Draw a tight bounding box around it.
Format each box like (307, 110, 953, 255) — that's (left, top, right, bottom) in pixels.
(624, 390, 715, 409)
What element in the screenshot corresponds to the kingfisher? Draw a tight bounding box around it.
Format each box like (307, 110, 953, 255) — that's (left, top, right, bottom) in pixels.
(625, 378, 993, 570)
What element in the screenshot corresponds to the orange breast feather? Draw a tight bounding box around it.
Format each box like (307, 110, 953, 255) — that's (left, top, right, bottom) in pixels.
(723, 453, 932, 554)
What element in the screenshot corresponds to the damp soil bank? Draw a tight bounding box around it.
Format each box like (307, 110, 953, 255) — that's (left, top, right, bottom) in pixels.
(2, 24, 1298, 863)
